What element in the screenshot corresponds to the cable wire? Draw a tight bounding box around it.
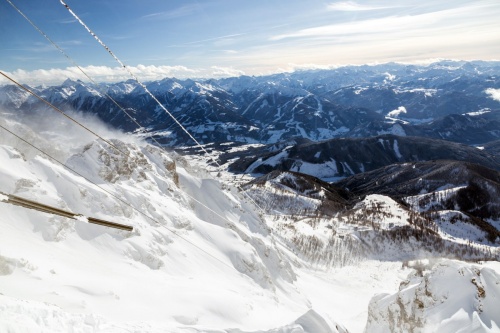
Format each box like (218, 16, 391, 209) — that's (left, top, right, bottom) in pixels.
(60, 0, 219, 164)
(59, 0, 272, 226)
(5, 0, 166, 147)
(4, 0, 278, 267)
(4, 0, 267, 238)
(1, 190, 133, 231)
(0, 122, 239, 271)
(0, 70, 129, 157)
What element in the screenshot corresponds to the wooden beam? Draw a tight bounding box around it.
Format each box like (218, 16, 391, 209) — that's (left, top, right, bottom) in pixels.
(0, 191, 133, 231)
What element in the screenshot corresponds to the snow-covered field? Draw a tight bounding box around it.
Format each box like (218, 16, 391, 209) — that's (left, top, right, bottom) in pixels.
(1, 113, 499, 332)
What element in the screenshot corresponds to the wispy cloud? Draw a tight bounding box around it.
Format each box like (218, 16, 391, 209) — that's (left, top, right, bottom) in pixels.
(183, 33, 246, 46)
(270, 15, 421, 41)
(58, 18, 77, 24)
(327, 1, 396, 11)
(104, 35, 132, 41)
(271, 3, 499, 41)
(141, 4, 202, 20)
(58, 40, 83, 46)
(18, 42, 61, 54)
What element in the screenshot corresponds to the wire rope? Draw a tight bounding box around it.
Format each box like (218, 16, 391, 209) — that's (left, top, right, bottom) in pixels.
(58, 0, 272, 228)
(4, 0, 165, 148)
(0, 70, 130, 157)
(59, 0, 221, 169)
(0, 122, 239, 271)
(4, 0, 279, 264)
(2, 0, 267, 240)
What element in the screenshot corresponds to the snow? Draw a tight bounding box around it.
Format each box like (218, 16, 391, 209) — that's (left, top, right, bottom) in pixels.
(295, 261, 411, 333)
(248, 149, 290, 172)
(394, 88, 437, 97)
(74, 215, 89, 223)
(435, 211, 489, 244)
(0, 89, 31, 108)
(292, 160, 339, 179)
(0, 116, 346, 332)
(466, 108, 492, 116)
(352, 194, 411, 229)
(1, 114, 499, 332)
(393, 139, 402, 159)
(485, 88, 500, 102)
(366, 260, 500, 333)
(405, 186, 466, 211)
(387, 106, 407, 118)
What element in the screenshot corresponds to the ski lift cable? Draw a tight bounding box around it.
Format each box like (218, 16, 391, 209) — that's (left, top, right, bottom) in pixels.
(59, 0, 220, 168)
(0, 70, 130, 158)
(3, 1, 266, 238)
(1, 2, 282, 270)
(0, 123, 240, 272)
(59, 0, 272, 221)
(6, 0, 274, 251)
(4, 0, 165, 146)
(0, 72, 261, 247)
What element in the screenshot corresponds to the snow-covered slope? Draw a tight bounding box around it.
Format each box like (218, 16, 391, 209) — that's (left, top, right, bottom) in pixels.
(0, 116, 347, 332)
(365, 260, 500, 333)
(1, 113, 500, 332)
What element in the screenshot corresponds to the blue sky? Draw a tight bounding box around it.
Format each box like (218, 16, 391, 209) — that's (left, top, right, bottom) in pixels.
(1, 0, 499, 84)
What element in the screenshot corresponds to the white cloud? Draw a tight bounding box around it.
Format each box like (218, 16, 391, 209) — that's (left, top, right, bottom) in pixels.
(209, 66, 245, 77)
(183, 33, 245, 46)
(0, 65, 247, 86)
(485, 88, 500, 102)
(261, 2, 500, 67)
(284, 63, 341, 72)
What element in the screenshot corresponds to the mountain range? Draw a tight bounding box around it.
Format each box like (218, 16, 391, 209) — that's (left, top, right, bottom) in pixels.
(1, 60, 500, 332)
(1, 60, 499, 146)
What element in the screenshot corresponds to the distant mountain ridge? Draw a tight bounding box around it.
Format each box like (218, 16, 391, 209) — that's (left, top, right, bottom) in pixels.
(1, 60, 499, 146)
